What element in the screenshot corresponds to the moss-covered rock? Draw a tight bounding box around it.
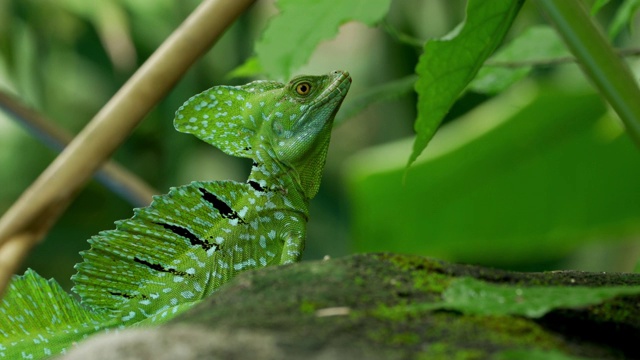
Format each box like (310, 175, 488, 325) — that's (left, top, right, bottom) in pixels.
(62, 253, 640, 359)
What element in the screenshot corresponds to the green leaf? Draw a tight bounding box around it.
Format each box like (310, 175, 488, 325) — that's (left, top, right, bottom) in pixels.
(470, 26, 570, 94)
(431, 277, 640, 318)
(255, 0, 392, 80)
(335, 75, 417, 125)
(347, 89, 640, 267)
(226, 56, 263, 80)
(375, 275, 640, 321)
(608, 0, 640, 39)
(409, 0, 524, 167)
(591, 0, 611, 15)
(376, 276, 640, 320)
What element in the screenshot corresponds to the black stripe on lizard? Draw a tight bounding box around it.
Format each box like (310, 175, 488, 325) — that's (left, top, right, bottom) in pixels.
(133, 256, 189, 276)
(108, 291, 148, 300)
(198, 187, 247, 224)
(248, 180, 266, 192)
(154, 222, 217, 251)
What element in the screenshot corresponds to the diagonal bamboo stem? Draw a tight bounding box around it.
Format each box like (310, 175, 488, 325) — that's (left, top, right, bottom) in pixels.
(0, 0, 256, 297)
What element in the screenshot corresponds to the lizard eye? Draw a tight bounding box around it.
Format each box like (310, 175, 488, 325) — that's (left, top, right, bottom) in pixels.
(295, 82, 312, 96)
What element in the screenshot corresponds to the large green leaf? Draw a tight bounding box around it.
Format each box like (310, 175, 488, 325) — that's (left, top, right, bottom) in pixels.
(409, 0, 524, 166)
(430, 277, 640, 317)
(347, 87, 640, 268)
(377, 276, 640, 319)
(255, 0, 391, 80)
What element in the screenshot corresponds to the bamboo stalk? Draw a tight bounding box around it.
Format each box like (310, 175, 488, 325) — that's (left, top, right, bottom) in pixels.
(0, 0, 256, 297)
(0, 235, 37, 291)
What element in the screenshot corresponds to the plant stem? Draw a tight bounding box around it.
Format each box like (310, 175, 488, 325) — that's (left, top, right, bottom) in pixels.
(485, 48, 640, 68)
(0, 91, 157, 207)
(536, 0, 640, 150)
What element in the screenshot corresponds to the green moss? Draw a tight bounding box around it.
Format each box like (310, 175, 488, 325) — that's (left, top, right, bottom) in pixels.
(590, 297, 640, 324)
(386, 253, 444, 273)
(384, 253, 453, 293)
(465, 315, 564, 350)
(417, 342, 486, 360)
(173, 254, 638, 359)
(369, 305, 569, 357)
(388, 332, 420, 345)
(412, 271, 451, 293)
(299, 300, 317, 314)
(494, 348, 590, 360)
(371, 302, 432, 322)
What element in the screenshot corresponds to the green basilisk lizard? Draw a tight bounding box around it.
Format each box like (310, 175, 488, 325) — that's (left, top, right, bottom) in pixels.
(0, 70, 351, 359)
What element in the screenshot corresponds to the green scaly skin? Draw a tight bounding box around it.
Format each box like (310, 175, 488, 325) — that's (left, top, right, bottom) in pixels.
(0, 70, 351, 359)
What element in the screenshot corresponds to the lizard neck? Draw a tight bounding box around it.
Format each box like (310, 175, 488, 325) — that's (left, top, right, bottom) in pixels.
(247, 149, 310, 220)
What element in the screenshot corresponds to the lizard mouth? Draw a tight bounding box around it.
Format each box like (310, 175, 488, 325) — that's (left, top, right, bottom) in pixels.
(311, 70, 352, 109)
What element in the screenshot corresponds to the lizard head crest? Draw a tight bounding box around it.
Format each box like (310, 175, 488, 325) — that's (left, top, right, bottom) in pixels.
(175, 70, 351, 198)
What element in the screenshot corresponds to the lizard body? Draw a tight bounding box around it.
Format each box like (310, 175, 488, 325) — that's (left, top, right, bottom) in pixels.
(0, 70, 351, 359)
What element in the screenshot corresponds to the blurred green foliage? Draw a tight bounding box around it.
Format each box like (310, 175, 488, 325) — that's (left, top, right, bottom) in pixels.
(1, 0, 640, 292)
(348, 88, 640, 270)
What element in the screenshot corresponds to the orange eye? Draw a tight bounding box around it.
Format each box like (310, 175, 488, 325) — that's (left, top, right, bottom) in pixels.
(295, 82, 311, 95)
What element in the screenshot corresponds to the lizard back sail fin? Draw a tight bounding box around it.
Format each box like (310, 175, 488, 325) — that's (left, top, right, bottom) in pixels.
(71, 180, 290, 325)
(0, 270, 109, 359)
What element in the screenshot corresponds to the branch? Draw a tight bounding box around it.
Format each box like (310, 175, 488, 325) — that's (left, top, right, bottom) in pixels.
(0, 91, 158, 208)
(382, 20, 640, 69)
(485, 47, 640, 68)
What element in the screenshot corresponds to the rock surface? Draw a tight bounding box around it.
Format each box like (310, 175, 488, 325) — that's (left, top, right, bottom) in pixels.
(62, 253, 640, 359)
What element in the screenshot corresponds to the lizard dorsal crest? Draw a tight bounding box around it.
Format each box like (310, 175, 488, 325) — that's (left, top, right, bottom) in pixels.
(174, 81, 283, 159)
(176, 72, 351, 199)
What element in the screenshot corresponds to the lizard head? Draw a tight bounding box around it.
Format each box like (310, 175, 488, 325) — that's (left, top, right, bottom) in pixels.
(174, 70, 351, 199)
(267, 70, 351, 198)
